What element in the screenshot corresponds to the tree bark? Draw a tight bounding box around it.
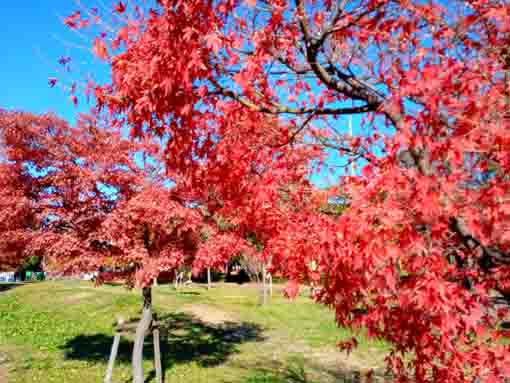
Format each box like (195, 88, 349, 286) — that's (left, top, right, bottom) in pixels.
(207, 268, 212, 289)
(259, 265, 268, 305)
(132, 286, 152, 383)
(268, 272, 272, 297)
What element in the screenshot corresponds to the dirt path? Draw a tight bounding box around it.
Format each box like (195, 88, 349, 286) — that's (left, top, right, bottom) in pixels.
(181, 303, 238, 325)
(178, 303, 387, 382)
(0, 366, 7, 383)
(63, 292, 94, 305)
(0, 352, 9, 383)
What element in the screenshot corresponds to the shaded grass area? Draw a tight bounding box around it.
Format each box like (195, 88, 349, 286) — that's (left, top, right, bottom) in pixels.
(0, 281, 389, 382)
(0, 283, 24, 293)
(62, 312, 264, 369)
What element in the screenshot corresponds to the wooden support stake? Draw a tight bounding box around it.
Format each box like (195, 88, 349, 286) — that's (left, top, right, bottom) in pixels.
(153, 314, 163, 383)
(104, 314, 164, 383)
(104, 332, 121, 383)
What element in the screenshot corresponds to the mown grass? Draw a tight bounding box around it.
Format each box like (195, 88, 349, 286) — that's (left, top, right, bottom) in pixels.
(0, 281, 389, 383)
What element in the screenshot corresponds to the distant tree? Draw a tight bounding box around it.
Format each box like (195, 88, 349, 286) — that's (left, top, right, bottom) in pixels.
(0, 110, 204, 380)
(19, 256, 43, 277)
(99, 185, 201, 379)
(0, 162, 34, 270)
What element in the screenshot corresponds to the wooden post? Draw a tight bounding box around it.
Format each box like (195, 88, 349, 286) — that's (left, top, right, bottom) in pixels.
(104, 313, 164, 383)
(104, 327, 121, 383)
(153, 314, 163, 383)
(174, 271, 184, 290)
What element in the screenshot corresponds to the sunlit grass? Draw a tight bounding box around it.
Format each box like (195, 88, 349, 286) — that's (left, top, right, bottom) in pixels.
(0, 281, 389, 383)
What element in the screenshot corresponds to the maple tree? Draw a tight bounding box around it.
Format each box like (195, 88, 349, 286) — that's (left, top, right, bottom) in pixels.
(0, 110, 144, 274)
(58, 0, 510, 381)
(0, 110, 210, 380)
(101, 185, 203, 381)
(0, 162, 34, 270)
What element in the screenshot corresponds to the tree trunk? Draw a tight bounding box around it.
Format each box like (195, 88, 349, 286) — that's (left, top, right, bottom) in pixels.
(265, 257, 273, 299)
(263, 266, 267, 305)
(259, 266, 268, 305)
(268, 272, 272, 297)
(207, 268, 212, 290)
(174, 271, 182, 290)
(132, 286, 152, 383)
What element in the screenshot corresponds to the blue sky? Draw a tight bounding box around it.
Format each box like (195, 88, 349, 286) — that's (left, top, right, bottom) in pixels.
(0, 1, 379, 190)
(1, 1, 102, 122)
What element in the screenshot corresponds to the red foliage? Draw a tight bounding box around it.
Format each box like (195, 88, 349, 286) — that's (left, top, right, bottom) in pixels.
(100, 186, 201, 287)
(193, 231, 254, 275)
(56, 0, 510, 381)
(114, 2, 126, 14)
(0, 111, 203, 287)
(0, 162, 34, 268)
(92, 38, 109, 61)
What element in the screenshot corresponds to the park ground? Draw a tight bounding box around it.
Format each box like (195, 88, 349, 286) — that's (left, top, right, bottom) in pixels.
(0, 281, 390, 383)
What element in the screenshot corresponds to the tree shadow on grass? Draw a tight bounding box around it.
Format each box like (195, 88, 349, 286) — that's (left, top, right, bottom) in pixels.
(174, 290, 201, 296)
(0, 283, 24, 293)
(237, 356, 388, 383)
(60, 312, 265, 381)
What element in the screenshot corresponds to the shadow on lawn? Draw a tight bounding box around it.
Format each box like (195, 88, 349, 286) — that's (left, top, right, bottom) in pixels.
(174, 290, 201, 296)
(61, 312, 264, 381)
(0, 283, 24, 293)
(239, 356, 388, 383)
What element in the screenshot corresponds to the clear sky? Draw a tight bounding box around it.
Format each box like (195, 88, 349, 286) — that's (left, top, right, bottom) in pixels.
(1, 1, 104, 122)
(1, 1, 372, 189)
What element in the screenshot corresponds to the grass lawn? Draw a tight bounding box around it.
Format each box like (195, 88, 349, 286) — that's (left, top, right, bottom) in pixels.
(0, 281, 389, 383)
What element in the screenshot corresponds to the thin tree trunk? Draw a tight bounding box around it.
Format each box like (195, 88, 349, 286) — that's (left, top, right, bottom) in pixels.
(260, 266, 268, 305)
(263, 266, 267, 305)
(266, 256, 273, 299)
(207, 268, 212, 290)
(132, 286, 152, 383)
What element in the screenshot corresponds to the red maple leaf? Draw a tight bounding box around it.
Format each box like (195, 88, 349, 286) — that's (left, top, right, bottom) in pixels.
(114, 2, 126, 14)
(92, 38, 109, 60)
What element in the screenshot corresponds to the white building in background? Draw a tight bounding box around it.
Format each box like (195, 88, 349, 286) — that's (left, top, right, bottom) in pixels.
(0, 272, 16, 282)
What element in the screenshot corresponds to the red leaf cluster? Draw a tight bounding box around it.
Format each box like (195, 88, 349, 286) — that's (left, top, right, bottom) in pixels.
(52, 0, 510, 380)
(0, 111, 203, 286)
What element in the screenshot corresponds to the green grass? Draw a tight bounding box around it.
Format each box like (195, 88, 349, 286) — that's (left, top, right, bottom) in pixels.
(0, 281, 389, 383)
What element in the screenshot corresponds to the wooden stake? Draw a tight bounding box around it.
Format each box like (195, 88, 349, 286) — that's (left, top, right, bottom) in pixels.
(104, 312, 164, 383)
(153, 314, 163, 383)
(104, 331, 121, 383)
